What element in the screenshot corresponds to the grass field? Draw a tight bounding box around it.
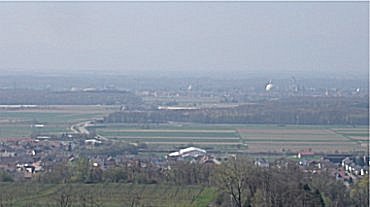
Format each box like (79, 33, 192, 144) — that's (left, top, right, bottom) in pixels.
(0, 183, 216, 207)
(331, 128, 369, 142)
(0, 106, 117, 138)
(94, 123, 369, 154)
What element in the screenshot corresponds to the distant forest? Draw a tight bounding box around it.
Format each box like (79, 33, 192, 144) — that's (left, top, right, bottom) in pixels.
(0, 89, 142, 105)
(105, 97, 369, 125)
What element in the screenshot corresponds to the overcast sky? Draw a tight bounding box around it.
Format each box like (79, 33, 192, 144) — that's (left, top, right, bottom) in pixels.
(0, 2, 368, 78)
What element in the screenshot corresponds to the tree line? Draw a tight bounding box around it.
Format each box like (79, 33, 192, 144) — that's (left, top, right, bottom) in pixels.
(0, 89, 142, 105)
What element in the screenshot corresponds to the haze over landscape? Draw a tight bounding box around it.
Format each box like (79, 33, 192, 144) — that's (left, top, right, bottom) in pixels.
(0, 2, 368, 207)
(0, 2, 368, 78)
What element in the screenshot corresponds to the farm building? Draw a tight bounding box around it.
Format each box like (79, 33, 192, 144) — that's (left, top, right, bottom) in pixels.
(167, 147, 206, 158)
(84, 139, 102, 145)
(297, 151, 315, 159)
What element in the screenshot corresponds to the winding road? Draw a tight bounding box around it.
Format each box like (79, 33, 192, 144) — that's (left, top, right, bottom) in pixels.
(70, 121, 108, 141)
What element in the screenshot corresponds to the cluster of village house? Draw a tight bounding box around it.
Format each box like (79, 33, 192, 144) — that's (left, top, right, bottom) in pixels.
(0, 137, 368, 186)
(296, 151, 369, 186)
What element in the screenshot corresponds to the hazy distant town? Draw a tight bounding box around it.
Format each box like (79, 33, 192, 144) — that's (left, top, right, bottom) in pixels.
(0, 1, 369, 207)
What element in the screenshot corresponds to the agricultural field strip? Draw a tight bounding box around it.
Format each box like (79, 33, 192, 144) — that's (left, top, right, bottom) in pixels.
(98, 125, 316, 131)
(328, 129, 369, 143)
(346, 137, 369, 141)
(331, 131, 369, 141)
(237, 129, 338, 134)
(333, 129, 369, 132)
(0, 125, 40, 138)
(103, 136, 239, 140)
(247, 144, 361, 150)
(244, 141, 357, 145)
(97, 126, 367, 145)
(143, 141, 242, 145)
(98, 131, 238, 138)
(105, 136, 353, 143)
(245, 146, 359, 153)
(95, 124, 248, 130)
(0, 124, 69, 128)
(238, 134, 345, 138)
(246, 143, 359, 149)
(107, 138, 241, 143)
(0, 123, 74, 138)
(238, 128, 361, 144)
(239, 134, 347, 139)
(334, 132, 369, 136)
(332, 129, 368, 134)
(98, 129, 236, 133)
(331, 128, 369, 131)
(240, 139, 354, 142)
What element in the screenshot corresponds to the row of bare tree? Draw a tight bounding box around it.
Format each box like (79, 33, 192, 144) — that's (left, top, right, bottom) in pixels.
(6, 156, 369, 207)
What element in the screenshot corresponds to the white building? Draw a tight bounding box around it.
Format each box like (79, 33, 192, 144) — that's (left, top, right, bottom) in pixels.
(84, 139, 102, 145)
(167, 147, 206, 158)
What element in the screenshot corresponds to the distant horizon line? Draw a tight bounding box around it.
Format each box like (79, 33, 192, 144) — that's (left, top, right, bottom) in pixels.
(0, 68, 367, 80)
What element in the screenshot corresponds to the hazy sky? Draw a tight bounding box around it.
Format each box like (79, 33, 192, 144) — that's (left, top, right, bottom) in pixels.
(0, 2, 368, 77)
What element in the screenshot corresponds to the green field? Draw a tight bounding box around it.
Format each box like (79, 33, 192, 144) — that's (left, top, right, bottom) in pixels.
(99, 130, 238, 138)
(0, 106, 117, 138)
(331, 128, 369, 142)
(95, 123, 369, 153)
(0, 183, 216, 207)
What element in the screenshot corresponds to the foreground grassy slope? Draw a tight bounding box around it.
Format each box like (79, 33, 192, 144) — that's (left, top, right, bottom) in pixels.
(0, 183, 217, 207)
